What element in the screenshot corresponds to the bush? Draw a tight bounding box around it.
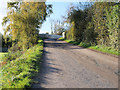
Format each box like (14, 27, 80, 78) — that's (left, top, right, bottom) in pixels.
(79, 42, 91, 48)
(1, 51, 22, 63)
(59, 37, 65, 41)
(0, 40, 43, 88)
(89, 45, 119, 55)
(8, 44, 20, 52)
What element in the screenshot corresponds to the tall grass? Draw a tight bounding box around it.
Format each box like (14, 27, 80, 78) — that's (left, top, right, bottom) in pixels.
(0, 53, 8, 57)
(59, 37, 119, 55)
(0, 40, 43, 88)
(0, 53, 8, 63)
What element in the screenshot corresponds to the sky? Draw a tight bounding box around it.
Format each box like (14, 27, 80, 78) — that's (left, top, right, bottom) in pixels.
(0, 1, 7, 35)
(40, 2, 75, 34)
(0, 1, 87, 35)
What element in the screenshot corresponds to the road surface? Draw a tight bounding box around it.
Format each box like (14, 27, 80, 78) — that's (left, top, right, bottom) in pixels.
(32, 39, 118, 88)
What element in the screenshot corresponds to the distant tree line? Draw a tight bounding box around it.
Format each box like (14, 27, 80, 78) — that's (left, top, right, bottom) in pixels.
(51, 20, 66, 35)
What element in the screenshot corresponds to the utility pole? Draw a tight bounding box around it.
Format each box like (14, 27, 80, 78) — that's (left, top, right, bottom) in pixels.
(50, 19, 54, 35)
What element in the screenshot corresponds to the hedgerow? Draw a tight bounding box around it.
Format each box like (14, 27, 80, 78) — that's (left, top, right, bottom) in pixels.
(0, 40, 43, 88)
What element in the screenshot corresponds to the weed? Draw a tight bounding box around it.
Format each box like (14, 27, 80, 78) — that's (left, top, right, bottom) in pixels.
(0, 39, 43, 88)
(59, 37, 119, 55)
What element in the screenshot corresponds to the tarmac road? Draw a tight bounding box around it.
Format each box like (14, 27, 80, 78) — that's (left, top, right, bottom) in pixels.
(32, 39, 118, 88)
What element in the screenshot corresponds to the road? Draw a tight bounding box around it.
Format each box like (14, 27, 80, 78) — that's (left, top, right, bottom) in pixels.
(32, 39, 118, 88)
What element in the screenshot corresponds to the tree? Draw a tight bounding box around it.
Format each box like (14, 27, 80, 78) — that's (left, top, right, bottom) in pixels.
(2, 2, 52, 51)
(53, 20, 66, 35)
(0, 33, 2, 50)
(46, 32, 49, 34)
(66, 3, 93, 41)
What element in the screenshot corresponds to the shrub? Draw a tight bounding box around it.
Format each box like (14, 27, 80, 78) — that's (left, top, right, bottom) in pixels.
(0, 40, 43, 88)
(8, 44, 20, 53)
(1, 51, 22, 63)
(79, 42, 91, 48)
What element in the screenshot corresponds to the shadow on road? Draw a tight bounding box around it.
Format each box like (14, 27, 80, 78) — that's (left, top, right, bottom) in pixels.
(31, 48, 62, 88)
(31, 39, 118, 88)
(44, 39, 85, 50)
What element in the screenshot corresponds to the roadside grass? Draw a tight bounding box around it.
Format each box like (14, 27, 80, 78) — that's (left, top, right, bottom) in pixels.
(0, 39, 43, 88)
(0, 53, 8, 57)
(59, 37, 119, 55)
(0, 53, 8, 62)
(89, 45, 119, 55)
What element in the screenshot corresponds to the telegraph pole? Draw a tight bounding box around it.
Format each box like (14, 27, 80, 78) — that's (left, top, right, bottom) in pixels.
(50, 19, 54, 35)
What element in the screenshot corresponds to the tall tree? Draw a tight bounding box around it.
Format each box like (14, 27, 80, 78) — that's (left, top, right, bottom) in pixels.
(2, 2, 52, 51)
(53, 20, 66, 35)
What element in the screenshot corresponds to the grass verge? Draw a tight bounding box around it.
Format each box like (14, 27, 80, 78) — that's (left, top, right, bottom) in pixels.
(0, 53, 8, 58)
(59, 37, 119, 56)
(0, 53, 8, 63)
(0, 39, 43, 88)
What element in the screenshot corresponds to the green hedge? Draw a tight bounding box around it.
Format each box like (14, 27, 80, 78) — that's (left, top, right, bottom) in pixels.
(0, 40, 43, 88)
(59, 37, 119, 55)
(89, 45, 119, 55)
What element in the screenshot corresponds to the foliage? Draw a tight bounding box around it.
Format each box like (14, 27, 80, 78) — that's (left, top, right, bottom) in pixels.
(59, 37, 66, 41)
(64, 2, 119, 51)
(1, 1, 51, 89)
(53, 20, 66, 35)
(0, 53, 8, 62)
(79, 42, 91, 48)
(67, 6, 85, 41)
(46, 32, 49, 34)
(92, 2, 115, 45)
(59, 37, 119, 55)
(1, 50, 22, 63)
(2, 2, 52, 51)
(0, 33, 12, 48)
(105, 4, 119, 49)
(0, 39, 43, 88)
(89, 45, 119, 55)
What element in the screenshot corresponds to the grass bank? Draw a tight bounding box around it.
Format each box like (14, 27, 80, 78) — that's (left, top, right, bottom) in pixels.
(0, 39, 43, 88)
(59, 37, 119, 56)
(0, 53, 8, 63)
(0, 53, 8, 58)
